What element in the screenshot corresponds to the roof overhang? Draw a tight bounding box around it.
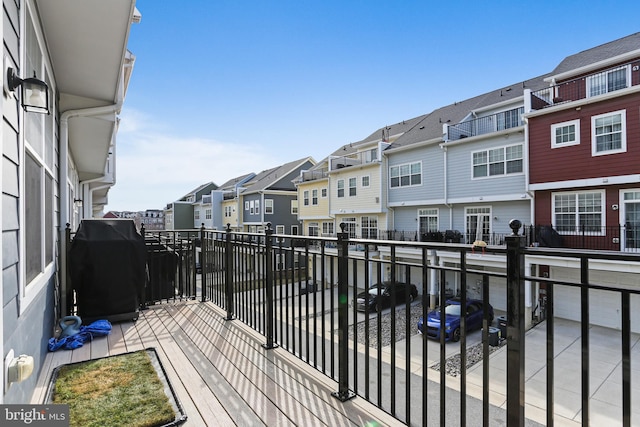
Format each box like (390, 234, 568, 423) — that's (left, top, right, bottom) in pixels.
(35, 0, 137, 181)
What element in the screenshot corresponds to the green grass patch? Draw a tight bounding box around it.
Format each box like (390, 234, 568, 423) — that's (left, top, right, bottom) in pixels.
(52, 350, 176, 427)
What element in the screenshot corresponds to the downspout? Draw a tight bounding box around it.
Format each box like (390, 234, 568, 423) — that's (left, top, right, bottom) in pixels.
(439, 142, 453, 229)
(60, 63, 129, 316)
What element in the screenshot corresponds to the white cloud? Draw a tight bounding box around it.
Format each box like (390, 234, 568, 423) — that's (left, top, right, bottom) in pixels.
(107, 109, 283, 212)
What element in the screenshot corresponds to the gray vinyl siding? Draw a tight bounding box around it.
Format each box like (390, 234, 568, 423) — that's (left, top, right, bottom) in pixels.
(2, 0, 56, 404)
(387, 144, 445, 204)
(265, 194, 296, 229)
(446, 133, 526, 199)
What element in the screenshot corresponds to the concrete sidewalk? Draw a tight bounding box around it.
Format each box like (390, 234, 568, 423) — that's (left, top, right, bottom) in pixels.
(401, 318, 640, 426)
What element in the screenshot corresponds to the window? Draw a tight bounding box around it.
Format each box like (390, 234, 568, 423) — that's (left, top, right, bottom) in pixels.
(23, 5, 56, 309)
(291, 225, 299, 235)
(303, 190, 310, 206)
(390, 162, 421, 188)
(337, 179, 345, 197)
(308, 222, 319, 237)
(361, 216, 378, 239)
(224, 206, 232, 217)
(245, 201, 249, 211)
(588, 65, 629, 97)
(552, 119, 580, 148)
(312, 189, 318, 205)
(291, 200, 298, 214)
(195, 210, 201, 220)
(342, 218, 357, 238)
(265, 199, 274, 214)
(592, 110, 626, 156)
(276, 225, 285, 234)
(322, 221, 334, 236)
(465, 207, 491, 243)
(255, 200, 260, 215)
(349, 178, 357, 196)
(205, 209, 212, 220)
(418, 208, 438, 233)
(321, 188, 327, 198)
(553, 191, 604, 234)
(249, 200, 255, 214)
(472, 144, 523, 178)
(362, 176, 370, 187)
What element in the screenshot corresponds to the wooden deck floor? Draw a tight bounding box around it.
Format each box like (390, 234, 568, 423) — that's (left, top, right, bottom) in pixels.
(31, 301, 399, 426)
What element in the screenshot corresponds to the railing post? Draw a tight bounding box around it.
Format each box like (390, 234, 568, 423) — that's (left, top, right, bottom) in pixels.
(200, 223, 206, 302)
(332, 223, 355, 402)
(262, 223, 278, 349)
(506, 219, 526, 426)
(139, 224, 147, 309)
(225, 223, 234, 320)
(62, 223, 72, 316)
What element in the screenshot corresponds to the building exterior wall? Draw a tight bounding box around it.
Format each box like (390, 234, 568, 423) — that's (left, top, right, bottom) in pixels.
(2, 0, 57, 404)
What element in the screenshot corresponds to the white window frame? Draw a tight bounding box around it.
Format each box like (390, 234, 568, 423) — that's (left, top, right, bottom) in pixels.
(591, 110, 626, 156)
(361, 216, 378, 239)
(194, 210, 200, 220)
(321, 188, 327, 198)
(255, 199, 260, 215)
(308, 222, 319, 237)
(245, 201, 249, 211)
(551, 119, 580, 148)
(291, 200, 298, 214)
(322, 221, 334, 236)
(275, 225, 285, 234)
(303, 190, 309, 206)
(342, 217, 357, 238)
(312, 189, 318, 205)
(205, 209, 212, 220)
(265, 199, 274, 214)
(337, 179, 345, 198)
(418, 208, 439, 233)
(348, 177, 357, 197)
(472, 144, 523, 179)
(362, 175, 370, 187)
(465, 206, 492, 243)
(390, 161, 422, 188)
(552, 190, 605, 235)
(249, 200, 255, 214)
(21, 3, 57, 312)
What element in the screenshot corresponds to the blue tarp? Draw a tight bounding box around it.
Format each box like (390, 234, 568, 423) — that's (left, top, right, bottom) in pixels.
(48, 320, 112, 352)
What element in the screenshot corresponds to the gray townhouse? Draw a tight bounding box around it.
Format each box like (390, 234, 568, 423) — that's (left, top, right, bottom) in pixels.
(164, 182, 218, 230)
(208, 173, 256, 230)
(239, 157, 316, 234)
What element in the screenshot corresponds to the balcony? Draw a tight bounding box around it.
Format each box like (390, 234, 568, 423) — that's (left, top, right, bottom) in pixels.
(329, 148, 379, 171)
(445, 107, 525, 142)
(300, 168, 329, 182)
(530, 62, 638, 110)
(43, 225, 639, 426)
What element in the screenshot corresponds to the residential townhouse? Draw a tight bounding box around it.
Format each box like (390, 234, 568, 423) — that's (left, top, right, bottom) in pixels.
(239, 157, 315, 234)
(1, 0, 138, 403)
(525, 32, 640, 330)
(163, 182, 217, 230)
(294, 119, 426, 289)
(214, 173, 255, 230)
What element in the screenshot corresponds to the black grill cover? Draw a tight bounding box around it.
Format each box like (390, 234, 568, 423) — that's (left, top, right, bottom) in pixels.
(70, 219, 146, 322)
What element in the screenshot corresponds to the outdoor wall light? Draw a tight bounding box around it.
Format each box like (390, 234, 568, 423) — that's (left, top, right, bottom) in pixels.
(7, 67, 50, 114)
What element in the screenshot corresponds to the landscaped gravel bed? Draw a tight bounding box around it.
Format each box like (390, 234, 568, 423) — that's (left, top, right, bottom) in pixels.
(347, 302, 505, 377)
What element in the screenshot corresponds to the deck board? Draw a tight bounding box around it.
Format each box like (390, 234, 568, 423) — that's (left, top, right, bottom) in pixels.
(31, 301, 398, 426)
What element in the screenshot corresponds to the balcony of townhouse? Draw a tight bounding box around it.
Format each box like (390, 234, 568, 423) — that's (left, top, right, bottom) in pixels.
(329, 148, 380, 171)
(300, 168, 329, 182)
(222, 191, 236, 200)
(529, 61, 640, 110)
(39, 223, 640, 426)
(444, 106, 525, 142)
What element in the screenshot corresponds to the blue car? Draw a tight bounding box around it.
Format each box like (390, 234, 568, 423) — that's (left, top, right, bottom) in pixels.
(418, 298, 494, 342)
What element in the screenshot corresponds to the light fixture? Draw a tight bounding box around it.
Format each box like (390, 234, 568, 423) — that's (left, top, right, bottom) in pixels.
(74, 199, 83, 208)
(7, 67, 49, 114)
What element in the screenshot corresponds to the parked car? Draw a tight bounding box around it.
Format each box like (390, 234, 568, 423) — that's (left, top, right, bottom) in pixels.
(418, 298, 494, 342)
(355, 282, 418, 312)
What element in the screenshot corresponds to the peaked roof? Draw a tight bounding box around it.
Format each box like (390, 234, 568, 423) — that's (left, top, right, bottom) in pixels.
(179, 182, 217, 201)
(550, 32, 640, 76)
(389, 74, 550, 150)
(243, 157, 315, 193)
(217, 173, 256, 191)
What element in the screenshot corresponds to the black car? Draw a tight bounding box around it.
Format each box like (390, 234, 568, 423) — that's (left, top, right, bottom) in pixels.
(355, 282, 418, 312)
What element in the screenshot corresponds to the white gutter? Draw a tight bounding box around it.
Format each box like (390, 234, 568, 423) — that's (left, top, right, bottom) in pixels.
(439, 143, 453, 229)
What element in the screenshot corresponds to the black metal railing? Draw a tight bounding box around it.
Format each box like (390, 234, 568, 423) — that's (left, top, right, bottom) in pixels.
(65, 220, 640, 426)
(530, 61, 639, 110)
(189, 220, 639, 426)
(446, 107, 525, 141)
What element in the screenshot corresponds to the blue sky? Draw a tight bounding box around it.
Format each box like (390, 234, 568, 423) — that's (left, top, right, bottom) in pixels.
(107, 0, 640, 211)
